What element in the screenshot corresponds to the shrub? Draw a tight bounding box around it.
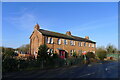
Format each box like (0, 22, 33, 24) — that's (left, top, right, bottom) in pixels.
(106, 44, 117, 54)
(96, 47, 107, 60)
(66, 57, 81, 66)
(38, 44, 49, 60)
(17, 59, 29, 70)
(2, 58, 18, 72)
(73, 52, 77, 57)
(97, 52, 107, 60)
(86, 52, 95, 59)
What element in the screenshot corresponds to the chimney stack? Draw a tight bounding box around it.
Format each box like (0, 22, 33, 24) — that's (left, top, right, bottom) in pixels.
(66, 31, 71, 36)
(85, 36, 89, 39)
(34, 24, 40, 30)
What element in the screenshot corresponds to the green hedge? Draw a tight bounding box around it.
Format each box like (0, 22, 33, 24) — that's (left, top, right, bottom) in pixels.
(3, 56, 84, 72)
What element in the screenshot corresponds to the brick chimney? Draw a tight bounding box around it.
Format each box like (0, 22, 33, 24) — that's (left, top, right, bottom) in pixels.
(34, 24, 40, 30)
(66, 31, 71, 36)
(85, 36, 89, 39)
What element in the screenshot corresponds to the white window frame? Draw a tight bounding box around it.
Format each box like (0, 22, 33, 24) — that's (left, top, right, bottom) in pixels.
(70, 50, 73, 56)
(78, 50, 82, 56)
(92, 51, 95, 53)
(70, 40, 74, 46)
(50, 37, 53, 44)
(70, 50, 75, 56)
(81, 42, 83, 46)
(47, 49, 50, 54)
(89, 43, 91, 47)
(66, 40, 68, 44)
(47, 37, 53, 44)
(92, 44, 94, 48)
(58, 38, 61, 45)
(47, 37, 50, 43)
(70, 41, 72, 46)
(50, 49, 53, 53)
(78, 42, 81, 46)
(64, 39, 68, 45)
(48, 49, 53, 54)
(84, 42, 86, 47)
(46, 37, 48, 43)
(74, 41, 75, 45)
(73, 50, 75, 53)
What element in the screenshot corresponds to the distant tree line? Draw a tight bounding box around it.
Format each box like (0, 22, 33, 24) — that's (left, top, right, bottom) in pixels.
(16, 44, 30, 53)
(96, 44, 118, 60)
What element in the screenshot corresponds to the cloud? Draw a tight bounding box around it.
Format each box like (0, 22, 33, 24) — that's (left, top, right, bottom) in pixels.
(4, 12, 38, 31)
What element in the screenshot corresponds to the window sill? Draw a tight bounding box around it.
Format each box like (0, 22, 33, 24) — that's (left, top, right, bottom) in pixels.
(46, 43, 54, 44)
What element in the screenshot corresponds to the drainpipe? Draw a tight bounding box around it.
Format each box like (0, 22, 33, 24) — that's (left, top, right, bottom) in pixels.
(53, 42, 54, 53)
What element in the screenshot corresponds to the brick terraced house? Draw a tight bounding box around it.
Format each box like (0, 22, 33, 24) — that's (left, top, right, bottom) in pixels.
(30, 24, 96, 58)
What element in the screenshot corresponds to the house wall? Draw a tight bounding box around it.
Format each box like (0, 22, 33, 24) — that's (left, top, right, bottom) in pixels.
(30, 33, 96, 57)
(30, 24, 96, 57)
(44, 36, 96, 57)
(30, 30, 44, 54)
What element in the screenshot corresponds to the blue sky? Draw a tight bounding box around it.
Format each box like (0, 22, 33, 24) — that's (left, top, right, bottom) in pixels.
(2, 2, 118, 48)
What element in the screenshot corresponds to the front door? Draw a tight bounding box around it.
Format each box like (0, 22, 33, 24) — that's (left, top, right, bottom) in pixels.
(59, 50, 65, 59)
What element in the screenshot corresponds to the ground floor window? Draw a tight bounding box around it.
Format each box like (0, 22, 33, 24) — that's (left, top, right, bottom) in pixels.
(47, 49, 53, 54)
(92, 51, 95, 53)
(70, 50, 75, 56)
(78, 50, 82, 56)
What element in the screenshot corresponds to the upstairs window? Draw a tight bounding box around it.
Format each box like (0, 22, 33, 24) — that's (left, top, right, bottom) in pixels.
(46, 37, 48, 43)
(89, 43, 91, 47)
(58, 38, 61, 45)
(47, 37, 50, 43)
(81, 42, 83, 46)
(92, 44, 95, 48)
(84, 42, 86, 47)
(74, 41, 75, 45)
(64, 39, 67, 45)
(49, 37, 53, 44)
(46, 37, 53, 44)
(78, 42, 81, 46)
(70, 41, 73, 46)
(70, 40, 75, 46)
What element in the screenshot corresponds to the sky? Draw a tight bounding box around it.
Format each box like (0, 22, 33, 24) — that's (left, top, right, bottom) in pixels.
(2, 2, 118, 49)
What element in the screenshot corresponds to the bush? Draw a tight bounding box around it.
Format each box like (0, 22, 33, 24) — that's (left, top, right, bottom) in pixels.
(96, 47, 107, 60)
(97, 52, 107, 60)
(73, 52, 77, 57)
(86, 52, 95, 59)
(17, 59, 29, 70)
(45, 53, 66, 68)
(66, 57, 81, 66)
(2, 58, 18, 72)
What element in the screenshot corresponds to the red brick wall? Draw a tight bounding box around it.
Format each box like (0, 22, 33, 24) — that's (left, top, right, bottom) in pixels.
(30, 31, 96, 56)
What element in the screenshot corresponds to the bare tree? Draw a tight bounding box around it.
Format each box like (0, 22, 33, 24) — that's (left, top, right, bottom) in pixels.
(16, 44, 30, 53)
(106, 44, 117, 54)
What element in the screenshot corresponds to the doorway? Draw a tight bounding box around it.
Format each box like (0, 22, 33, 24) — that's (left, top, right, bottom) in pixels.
(59, 50, 67, 59)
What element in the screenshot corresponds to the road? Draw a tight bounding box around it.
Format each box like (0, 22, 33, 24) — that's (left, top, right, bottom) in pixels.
(2, 61, 120, 79)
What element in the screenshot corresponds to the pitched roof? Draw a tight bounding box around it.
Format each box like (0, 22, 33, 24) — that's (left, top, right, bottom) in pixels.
(39, 29, 96, 43)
